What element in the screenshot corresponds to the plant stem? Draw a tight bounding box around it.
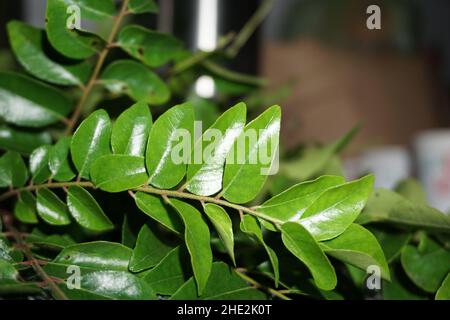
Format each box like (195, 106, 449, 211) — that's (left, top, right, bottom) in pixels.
(0, 210, 69, 300)
(225, 0, 274, 58)
(234, 269, 290, 300)
(0, 181, 282, 226)
(64, 0, 130, 135)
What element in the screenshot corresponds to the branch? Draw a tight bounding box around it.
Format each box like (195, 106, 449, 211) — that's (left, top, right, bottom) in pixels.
(0, 181, 282, 226)
(234, 268, 291, 300)
(64, 0, 130, 135)
(0, 210, 69, 300)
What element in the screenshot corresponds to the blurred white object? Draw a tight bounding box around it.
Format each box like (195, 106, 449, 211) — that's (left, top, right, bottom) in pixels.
(356, 146, 412, 189)
(414, 130, 450, 213)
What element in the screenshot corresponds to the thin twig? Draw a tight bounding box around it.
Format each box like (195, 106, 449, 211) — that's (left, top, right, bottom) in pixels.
(234, 268, 290, 300)
(0, 210, 69, 300)
(64, 0, 131, 135)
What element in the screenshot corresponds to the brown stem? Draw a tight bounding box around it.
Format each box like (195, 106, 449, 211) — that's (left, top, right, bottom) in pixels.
(0, 210, 69, 300)
(64, 0, 130, 135)
(234, 268, 290, 300)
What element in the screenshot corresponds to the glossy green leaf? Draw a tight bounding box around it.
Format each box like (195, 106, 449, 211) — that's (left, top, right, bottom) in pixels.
(134, 192, 183, 234)
(129, 223, 175, 272)
(357, 189, 450, 232)
(58, 270, 156, 300)
(401, 242, 450, 293)
(222, 105, 281, 204)
(7, 21, 91, 86)
(67, 186, 113, 231)
(118, 25, 181, 68)
(169, 199, 212, 295)
(185, 102, 246, 196)
(49, 136, 76, 182)
(45, 241, 131, 275)
(204, 203, 235, 265)
(0, 151, 28, 187)
(298, 175, 374, 241)
(29, 145, 52, 184)
(256, 175, 345, 231)
(146, 102, 194, 188)
(281, 222, 337, 291)
(171, 262, 266, 300)
(101, 60, 170, 105)
(71, 109, 111, 179)
(320, 224, 390, 280)
(0, 72, 72, 127)
(45, 0, 104, 59)
(143, 246, 191, 295)
(14, 191, 38, 224)
(436, 273, 450, 300)
(111, 101, 152, 157)
(91, 155, 148, 192)
(59, 0, 116, 20)
(36, 188, 71, 225)
(129, 0, 158, 13)
(240, 215, 279, 286)
(0, 125, 52, 154)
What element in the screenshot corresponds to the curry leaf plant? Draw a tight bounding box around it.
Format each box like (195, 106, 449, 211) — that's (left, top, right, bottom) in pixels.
(0, 0, 449, 301)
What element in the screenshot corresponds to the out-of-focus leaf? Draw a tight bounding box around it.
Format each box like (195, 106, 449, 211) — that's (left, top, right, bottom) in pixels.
(0, 151, 28, 187)
(436, 273, 450, 300)
(0, 72, 72, 127)
(0, 125, 52, 154)
(101, 60, 170, 105)
(129, 0, 159, 14)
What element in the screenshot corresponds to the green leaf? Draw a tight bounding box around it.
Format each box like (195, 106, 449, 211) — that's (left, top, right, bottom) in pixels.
(45, 241, 131, 274)
(256, 175, 345, 231)
(171, 262, 266, 300)
(319, 224, 390, 280)
(58, 271, 156, 300)
(134, 192, 183, 234)
(0, 125, 52, 154)
(59, 0, 116, 20)
(222, 105, 281, 204)
(370, 227, 411, 263)
(401, 242, 450, 293)
(101, 60, 170, 105)
(7, 21, 91, 86)
(279, 126, 359, 181)
(46, 0, 104, 59)
(0, 72, 72, 127)
(240, 215, 279, 286)
(71, 109, 111, 179)
(118, 25, 181, 68)
(0, 151, 28, 187)
(129, 0, 158, 14)
(36, 188, 71, 225)
(185, 102, 246, 196)
(281, 222, 337, 291)
(357, 189, 450, 232)
(169, 199, 212, 295)
(14, 191, 38, 224)
(436, 273, 450, 300)
(91, 155, 148, 192)
(298, 175, 374, 241)
(67, 186, 113, 232)
(203, 203, 235, 265)
(129, 223, 175, 272)
(395, 178, 428, 205)
(49, 136, 76, 182)
(0, 258, 19, 281)
(146, 102, 194, 188)
(111, 101, 152, 157)
(29, 145, 52, 184)
(143, 246, 191, 295)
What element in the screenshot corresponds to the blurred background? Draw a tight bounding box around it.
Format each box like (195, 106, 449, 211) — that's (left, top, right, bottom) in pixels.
(1, 0, 450, 211)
